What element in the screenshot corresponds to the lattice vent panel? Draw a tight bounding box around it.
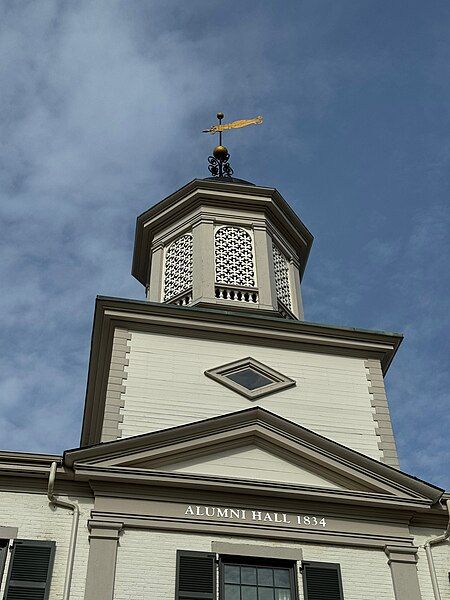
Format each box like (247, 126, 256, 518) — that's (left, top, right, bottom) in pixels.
(215, 226, 256, 287)
(163, 233, 193, 301)
(272, 243, 291, 308)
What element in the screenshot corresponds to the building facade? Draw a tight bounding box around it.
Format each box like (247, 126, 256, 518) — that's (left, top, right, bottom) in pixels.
(0, 176, 448, 600)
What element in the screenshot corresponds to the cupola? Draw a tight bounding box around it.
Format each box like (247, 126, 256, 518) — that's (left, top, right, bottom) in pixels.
(132, 177, 313, 320)
(132, 113, 313, 318)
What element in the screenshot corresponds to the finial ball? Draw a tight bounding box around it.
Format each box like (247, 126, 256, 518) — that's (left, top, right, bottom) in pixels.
(213, 145, 229, 161)
(216, 112, 224, 120)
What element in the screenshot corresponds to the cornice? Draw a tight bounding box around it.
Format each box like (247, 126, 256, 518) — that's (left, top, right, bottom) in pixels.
(0, 451, 62, 475)
(76, 404, 441, 506)
(98, 296, 402, 356)
(132, 178, 314, 285)
(71, 464, 432, 512)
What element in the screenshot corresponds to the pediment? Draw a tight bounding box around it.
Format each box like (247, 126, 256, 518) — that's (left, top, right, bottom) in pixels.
(66, 407, 442, 506)
(142, 443, 370, 491)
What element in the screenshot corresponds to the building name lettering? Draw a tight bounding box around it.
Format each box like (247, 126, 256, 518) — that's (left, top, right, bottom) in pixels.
(184, 505, 327, 527)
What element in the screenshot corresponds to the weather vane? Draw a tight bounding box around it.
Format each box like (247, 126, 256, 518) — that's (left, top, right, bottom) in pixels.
(203, 113, 263, 178)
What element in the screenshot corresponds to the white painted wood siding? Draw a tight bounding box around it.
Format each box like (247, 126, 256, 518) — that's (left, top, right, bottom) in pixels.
(154, 445, 347, 489)
(118, 331, 383, 460)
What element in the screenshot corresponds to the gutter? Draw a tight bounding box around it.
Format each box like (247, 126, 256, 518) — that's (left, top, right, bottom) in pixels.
(423, 499, 450, 600)
(47, 462, 80, 600)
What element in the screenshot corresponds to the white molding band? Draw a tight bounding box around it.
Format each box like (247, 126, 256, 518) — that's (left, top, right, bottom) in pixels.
(0, 526, 18, 539)
(211, 541, 303, 561)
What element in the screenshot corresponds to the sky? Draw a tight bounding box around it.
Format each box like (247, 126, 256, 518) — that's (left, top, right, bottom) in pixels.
(0, 1, 449, 489)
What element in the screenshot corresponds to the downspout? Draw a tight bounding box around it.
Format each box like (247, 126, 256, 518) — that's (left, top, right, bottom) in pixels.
(47, 461, 80, 600)
(423, 498, 450, 600)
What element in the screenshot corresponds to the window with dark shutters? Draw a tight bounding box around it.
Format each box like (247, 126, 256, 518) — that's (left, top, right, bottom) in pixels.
(176, 551, 216, 600)
(302, 562, 344, 600)
(4, 539, 56, 600)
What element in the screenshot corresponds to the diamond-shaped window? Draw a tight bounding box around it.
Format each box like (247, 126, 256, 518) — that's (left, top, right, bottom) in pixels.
(205, 357, 296, 400)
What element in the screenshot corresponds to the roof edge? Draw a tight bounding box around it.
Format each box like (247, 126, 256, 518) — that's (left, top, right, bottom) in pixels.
(70, 406, 443, 504)
(132, 178, 314, 285)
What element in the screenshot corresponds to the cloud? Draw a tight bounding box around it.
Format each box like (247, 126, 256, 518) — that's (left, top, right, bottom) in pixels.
(0, 1, 449, 490)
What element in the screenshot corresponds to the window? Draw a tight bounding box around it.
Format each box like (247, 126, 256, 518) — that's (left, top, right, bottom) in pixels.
(215, 226, 256, 288)
(225, 368, 274, 391)
(163, 233, 193, 302)
(205, 357, 296, 400)
(302, 562, 344, 600)
(221, 558, 296, 600)
(175, 551, 344, 600)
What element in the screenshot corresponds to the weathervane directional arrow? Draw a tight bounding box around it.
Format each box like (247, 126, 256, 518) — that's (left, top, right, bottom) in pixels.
(202, 112, 264, 178)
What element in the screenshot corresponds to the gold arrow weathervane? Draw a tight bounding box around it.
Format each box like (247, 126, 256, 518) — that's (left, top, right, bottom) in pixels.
(203, 112, 263, 178)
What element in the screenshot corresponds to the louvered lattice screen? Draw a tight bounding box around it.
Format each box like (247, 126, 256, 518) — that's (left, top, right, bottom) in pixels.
(176, 551, 216, 600)
(303, 562, 344, 600)
(5, 540, 55, 600)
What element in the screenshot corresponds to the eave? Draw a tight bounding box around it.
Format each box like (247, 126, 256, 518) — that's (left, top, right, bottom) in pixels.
(74, 406, 442, 511)
(71, 464, 433, 512)
(132, 178, 314, 285)
(0, 451, 62, 478)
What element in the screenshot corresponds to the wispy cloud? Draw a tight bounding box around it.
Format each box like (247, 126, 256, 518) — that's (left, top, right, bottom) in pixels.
(0, 1, 449, 489)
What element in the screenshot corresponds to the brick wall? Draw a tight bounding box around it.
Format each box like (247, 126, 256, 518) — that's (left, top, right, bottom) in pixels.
(0, 491, 93, 600)
(113, 530, 396, 600)
(412, 527, 450, 600)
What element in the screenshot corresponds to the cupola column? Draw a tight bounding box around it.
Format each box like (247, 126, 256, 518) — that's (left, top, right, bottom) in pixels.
(192, 218, 215, 303)
(146, 242, 164, 302)
(253, 224, 278, 311)
(289, 258, 304, 319)
(133, 179, 313, 320)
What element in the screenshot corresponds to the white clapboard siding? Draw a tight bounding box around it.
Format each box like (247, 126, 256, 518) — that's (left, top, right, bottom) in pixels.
(151, 444, 353, 489)
(118, 331, 383, 460)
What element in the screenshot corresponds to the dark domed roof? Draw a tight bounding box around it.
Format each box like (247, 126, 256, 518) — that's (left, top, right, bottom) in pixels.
(202, 176, 255, 186)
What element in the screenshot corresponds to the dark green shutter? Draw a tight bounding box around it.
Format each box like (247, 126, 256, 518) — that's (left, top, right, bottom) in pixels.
(4, 540, 55, 600)
(176, 551, 216, 600)
(302, 562, 344, 600)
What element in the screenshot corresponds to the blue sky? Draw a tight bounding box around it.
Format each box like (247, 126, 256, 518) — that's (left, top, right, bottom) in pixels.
(0, 1, 449, 488)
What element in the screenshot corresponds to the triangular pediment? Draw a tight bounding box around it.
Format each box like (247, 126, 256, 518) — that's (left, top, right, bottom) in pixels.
(65, 407, 443, 506)
(146, 443, 366, 491)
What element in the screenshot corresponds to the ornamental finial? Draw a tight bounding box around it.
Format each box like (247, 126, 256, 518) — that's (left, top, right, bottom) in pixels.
(202, 113, 263, 178)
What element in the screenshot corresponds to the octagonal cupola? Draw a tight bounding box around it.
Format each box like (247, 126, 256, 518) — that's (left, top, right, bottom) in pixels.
(132, 178, 313, 320)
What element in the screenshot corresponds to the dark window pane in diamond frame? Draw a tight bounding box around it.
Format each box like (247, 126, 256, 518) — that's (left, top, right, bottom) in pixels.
(225, 367, 275, 390)
(205, 357, 296, 401)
